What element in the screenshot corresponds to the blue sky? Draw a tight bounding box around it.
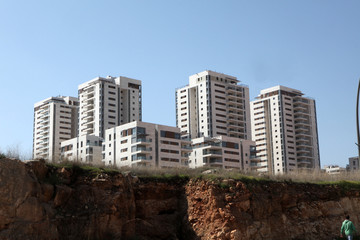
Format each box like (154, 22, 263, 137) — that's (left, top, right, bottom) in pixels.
(0, 0, 359, 167)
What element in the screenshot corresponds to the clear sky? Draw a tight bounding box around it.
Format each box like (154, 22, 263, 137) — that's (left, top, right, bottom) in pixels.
(0, 0, 359, 167)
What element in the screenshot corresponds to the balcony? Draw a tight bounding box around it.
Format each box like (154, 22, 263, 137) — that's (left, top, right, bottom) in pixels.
(228, 122, 245, 129)
(39, 130, 49, 136)
(226, 93, 242, 99)
(39, 124, 49, 130)
(228, 116, 244, 122)
(38, 107, 49, 115)
(39, 139, 49, 145)
(181, 153, 190, 159)
(84, 102, 95, 110)
(293, 105, 308, 111)
(228, 105, 244, 111)
(229, 133, 245, 139)
(181, 145, 192, 152)
(227, 110, 243, 116)
(38, 145, 49, 152)
(82, 115, 94, 121)
(227, 98, 243, 104)
(82, 87, 95, 96)
(297, 159, 312, 165)
(40, 112, 50, 119)
(297, 147, 311, 153)
(209, 158, 223, 164)
(297, 153, 312, 159)
(83, 109, 95, 116)
(294, 110, 310, 116)
(132, 138, 152, 144)
(203, 149, 222, 156)
(229, 128, 245, 134)
(250, 162, 263, 167)
(37, 118, 50, 125)
(293, 115, 309, 121)
(294, 120, 309, 126)
(82, 126, 94, 135)
(296, 131, 311, 137)
(193, 141, 221, 149)
(293, 98, 309, 104)
(295, 126, 310, 131)
(132, 155, 152, 162)
(132, 146, 152, 153)
(203, 156, 222, 165)
(227, 117, 238, 123)
(227, 88, 243, 97)
(83, 93, 95, 102)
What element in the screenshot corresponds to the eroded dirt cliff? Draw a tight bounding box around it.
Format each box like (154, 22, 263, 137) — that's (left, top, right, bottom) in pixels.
(0, 158, 359, 240)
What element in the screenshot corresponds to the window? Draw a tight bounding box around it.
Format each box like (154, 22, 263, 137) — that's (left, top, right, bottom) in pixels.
(160, 130, 180, 139)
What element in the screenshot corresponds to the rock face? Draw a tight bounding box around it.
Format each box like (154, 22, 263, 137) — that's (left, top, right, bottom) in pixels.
(186, 179, 360, 240)
(0, 158, 359, 240)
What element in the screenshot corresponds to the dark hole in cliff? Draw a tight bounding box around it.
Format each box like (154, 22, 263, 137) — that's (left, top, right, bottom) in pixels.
(158, 209, 176, 215)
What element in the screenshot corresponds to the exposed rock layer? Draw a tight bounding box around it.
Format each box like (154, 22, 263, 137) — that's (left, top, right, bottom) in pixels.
(0, 158, 359, 240)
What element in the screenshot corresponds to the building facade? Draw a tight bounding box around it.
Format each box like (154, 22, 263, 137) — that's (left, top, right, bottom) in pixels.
(349, 156, 359, 171)
(78, 76, 142, 138)
(33, 96, 79, 161)
(60, 135, 103, 165)
(176, 70, 251, 140)
(188, 136, 258, 171)
(102, 121, 191, 168)
(250, 86, 320, 174)
(324, 165, 346, 175)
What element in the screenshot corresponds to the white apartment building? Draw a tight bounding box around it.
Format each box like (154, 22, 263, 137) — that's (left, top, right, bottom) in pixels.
(33, 96, 79, 162)
(189, 136, 259, 171)
(250, 86, 320, 174)
(349, 156, 359, 171)
(102, 121, 191, 168)
(324, 165, 346, 175)
(60, 135, 103, 165)
(78, 76, 142, 138)
(176, 70, 251, 140)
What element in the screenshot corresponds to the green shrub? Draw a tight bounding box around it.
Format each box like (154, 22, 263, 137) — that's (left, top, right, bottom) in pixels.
(0, 153, 6, 159)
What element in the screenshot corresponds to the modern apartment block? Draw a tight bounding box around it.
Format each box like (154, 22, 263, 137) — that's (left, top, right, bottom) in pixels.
(33, 96, 79, 162)
(189, 136, 258, 171)
(349, 156, 359, 171)
(102, 121, 191, 168)
(60, 135, 103, 165)
(176, 70, 251, 140)
(250, 86, 320, 174)
(78, 76, 142, 138)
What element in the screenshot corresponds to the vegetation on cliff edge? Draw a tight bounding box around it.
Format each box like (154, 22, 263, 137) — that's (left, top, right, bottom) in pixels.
(39, 160, 360, 191)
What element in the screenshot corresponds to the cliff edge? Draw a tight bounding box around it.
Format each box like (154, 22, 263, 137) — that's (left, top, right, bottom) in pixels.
(0, 158, 359, 240)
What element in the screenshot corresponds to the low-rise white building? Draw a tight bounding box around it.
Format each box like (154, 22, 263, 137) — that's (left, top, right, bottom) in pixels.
(60, 135, 103, 165)
(189, 136, 258, 171)
(102, 121, 191, 168)
(324, 165, 346, 175)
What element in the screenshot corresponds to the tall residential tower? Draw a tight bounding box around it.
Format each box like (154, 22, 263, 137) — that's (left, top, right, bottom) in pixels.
(250, 86, 320, 174)
(176, 70, 251, 140)
(33, 96, 79, 161)
(78, 76, 142, 138)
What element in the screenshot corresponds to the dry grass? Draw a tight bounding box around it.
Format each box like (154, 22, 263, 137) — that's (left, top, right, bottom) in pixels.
(0, 144, 32, 161)
(28, 158, 360, 187)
